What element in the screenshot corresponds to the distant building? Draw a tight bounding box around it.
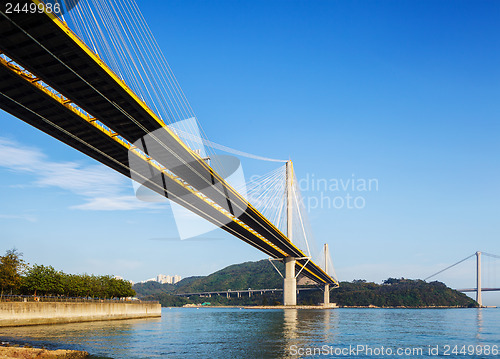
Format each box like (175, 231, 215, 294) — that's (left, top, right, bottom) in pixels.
(157, 274, 172, 284)
(138, 274, 181, 284)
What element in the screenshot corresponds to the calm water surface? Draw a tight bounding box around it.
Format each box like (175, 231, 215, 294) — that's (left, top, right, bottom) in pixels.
(1, 308, 499, 358)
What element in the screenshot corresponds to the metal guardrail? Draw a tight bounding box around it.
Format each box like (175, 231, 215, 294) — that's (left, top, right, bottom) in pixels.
(0, 295, 158, 304)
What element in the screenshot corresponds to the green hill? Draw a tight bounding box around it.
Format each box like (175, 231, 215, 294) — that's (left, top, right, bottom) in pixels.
(133, 260, 477, 308)
(133, 276, 203, 296)
(133, 260, 283, 297)
(331, 279, 477, 308)
(132, 281, 175, 296)
(176, 260, 283, 294)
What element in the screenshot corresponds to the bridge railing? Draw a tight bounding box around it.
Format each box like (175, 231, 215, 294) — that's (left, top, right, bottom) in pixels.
(0, 295, 158, 304)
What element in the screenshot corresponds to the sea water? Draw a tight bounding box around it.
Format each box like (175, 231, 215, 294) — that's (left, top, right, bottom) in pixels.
(0, 307, 499, 358)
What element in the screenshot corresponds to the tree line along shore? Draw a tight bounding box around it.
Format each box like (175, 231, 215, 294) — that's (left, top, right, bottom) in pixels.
(0, 249, 135, 299)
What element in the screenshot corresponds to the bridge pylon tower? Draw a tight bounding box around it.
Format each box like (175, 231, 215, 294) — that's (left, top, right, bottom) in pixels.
(283, 160, 297, 306)
(476, 251, 482, 307)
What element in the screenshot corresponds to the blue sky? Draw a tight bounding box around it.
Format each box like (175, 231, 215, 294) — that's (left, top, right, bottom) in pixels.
(1, 0, 499, 303)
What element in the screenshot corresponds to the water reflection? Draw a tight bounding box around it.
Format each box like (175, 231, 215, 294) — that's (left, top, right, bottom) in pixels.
(476, 308, 483, 340)
(283, 309, 299, 341)
(322, 309, 332, 342)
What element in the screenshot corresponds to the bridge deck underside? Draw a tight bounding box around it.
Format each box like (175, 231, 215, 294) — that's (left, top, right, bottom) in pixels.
(0, 3, 336, 286)
(0, 60, 287, 263)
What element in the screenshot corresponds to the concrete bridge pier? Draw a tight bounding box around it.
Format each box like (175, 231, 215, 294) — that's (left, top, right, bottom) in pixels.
(283, 257, 297, 306)
(322, 243, 332, 307)
(323, 284, 330, 306)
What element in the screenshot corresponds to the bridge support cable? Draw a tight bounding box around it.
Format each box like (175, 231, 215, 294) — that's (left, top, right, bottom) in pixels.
(239, 165, 288, 233)
(471, 251, 500, 307)
(485, 252, 500, 292)
(288, 162, 339, 286)
(245, 164, 315, 257)
(425, 251, 500, 307)
(65, 0, 297, 183)
(0, 2, 337, 285)
(62, 0, 234, 179)
(63, 0, 207, 146)
(483, 252, 500, 260)
(268, 258, 284, 278)
(168, 127, 287, 163)
(424, 253, 476, 281)
(243, 160, 339, 290)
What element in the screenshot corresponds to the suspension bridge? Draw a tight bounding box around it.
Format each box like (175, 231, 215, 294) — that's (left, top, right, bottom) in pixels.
(0, 0, 338, 306)
(425, 251, 500, 307)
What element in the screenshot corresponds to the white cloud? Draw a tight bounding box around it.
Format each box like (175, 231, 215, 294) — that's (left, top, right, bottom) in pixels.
(0, 137, 164, 211)
(0, 139, 42, 172)
(71, 195, 157, 211)
(0, 214, 37, 222)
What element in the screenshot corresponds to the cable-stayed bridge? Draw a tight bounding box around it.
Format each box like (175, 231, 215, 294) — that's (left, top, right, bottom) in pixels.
(0, 0, 338, 305)
(425, 251, 500, 307)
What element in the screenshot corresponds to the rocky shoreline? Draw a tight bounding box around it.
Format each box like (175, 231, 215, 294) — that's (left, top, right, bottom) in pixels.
(0, 346, 88, 359)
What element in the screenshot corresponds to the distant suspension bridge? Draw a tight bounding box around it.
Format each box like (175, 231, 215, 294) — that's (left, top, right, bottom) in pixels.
(425, 251, 500, 307)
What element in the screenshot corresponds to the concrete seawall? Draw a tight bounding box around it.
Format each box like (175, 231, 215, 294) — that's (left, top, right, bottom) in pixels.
(0, 301, 161, 327)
